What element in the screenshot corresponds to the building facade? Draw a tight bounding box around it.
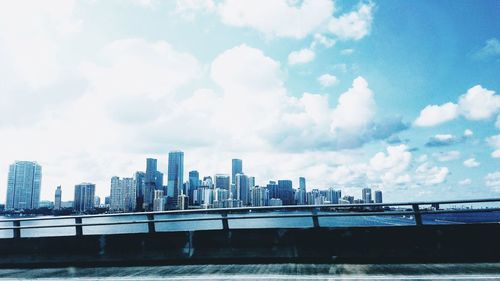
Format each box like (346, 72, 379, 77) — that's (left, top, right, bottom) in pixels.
(231, 159, 242, 185)
(167, 151, 184, 208)
(54, 186, 62, 210)
(74, 183, 95, 212)
(6, 161, 42, 210)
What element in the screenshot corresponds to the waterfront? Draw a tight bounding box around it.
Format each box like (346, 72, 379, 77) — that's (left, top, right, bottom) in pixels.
(1, 210, 500, 239)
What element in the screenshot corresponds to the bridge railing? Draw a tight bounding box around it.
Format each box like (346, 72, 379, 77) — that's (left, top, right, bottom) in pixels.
(1, 198, 500, 239)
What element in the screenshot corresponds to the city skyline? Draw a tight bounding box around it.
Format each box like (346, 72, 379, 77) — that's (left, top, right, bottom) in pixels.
(0, 1, 499, 204)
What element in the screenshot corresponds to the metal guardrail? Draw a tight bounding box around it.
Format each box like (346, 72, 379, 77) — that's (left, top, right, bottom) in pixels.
(1, 198, 500, 239)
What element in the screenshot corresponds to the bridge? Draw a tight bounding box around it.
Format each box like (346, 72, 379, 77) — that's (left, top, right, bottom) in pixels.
(0, 198, 500, 278)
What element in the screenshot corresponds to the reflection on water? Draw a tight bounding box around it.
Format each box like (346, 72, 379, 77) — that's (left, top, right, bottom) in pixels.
(0, 210, 499, 239)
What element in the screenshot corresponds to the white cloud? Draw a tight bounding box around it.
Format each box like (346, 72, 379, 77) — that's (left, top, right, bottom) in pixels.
(463, 158, 480, 168)
(425, 134, 461, 147)
(464, 129, 474, 137)
(473, 38, 500, 60)
(458, 85, 500, 120)
(331, 76, 375, 132)
(485, 172, 500, 192)
(288, 48, 316, 65)
(415, 162, 449, 186)
(367, 144, 412, 186)
(486, 134, 500, 158)
(459, 178, 472, 186)
(496, 115, 500, 129)
(175, 0, 215, 19)
(217, 0, 334, 39)
(310, 33, 335, 49)
(414, 102, 459, 127)
(341, 48, 355, 55)
(433, 151, 460, 162)
(317, 73, 338, 87)
(328, 2, 375, 40)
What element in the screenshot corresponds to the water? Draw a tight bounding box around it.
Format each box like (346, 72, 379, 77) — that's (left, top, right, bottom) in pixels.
(1, 210, 500, 239)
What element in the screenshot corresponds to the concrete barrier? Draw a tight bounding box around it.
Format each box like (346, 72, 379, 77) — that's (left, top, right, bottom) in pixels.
(1, 223, 499, 267)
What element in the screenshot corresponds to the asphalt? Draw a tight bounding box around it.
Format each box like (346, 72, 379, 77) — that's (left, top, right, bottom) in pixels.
(0, 263, 500, 280)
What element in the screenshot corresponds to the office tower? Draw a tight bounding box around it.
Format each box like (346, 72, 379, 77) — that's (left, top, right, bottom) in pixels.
(231, 159, 242, 185)
(236, 173, 250, 206)
(248, 176, 255, 188)
(144, 158, 162, 211)
(74, 183, 95, 212)
(104, 196, 110, 206)
(375, 190, 383, 203)
(326, 188, 339, 204)
(266, 181, 278, 199)
(299, 177, 306, 191)
(134, 171, 145, 211)
(177, 194, 188, 210)
(214, 188, 229, 203)
(215, 174, 230, 190)
(54, 186, 62, 210)
(167, 151, 184, 208)
(362, 188, 372, 203)
(295, 189, 306, 205)
(110, 176, 136, 212)
(277, 180, 293, 205)
(188, 170, 200, 205)
(251, 186, 269, 206)
(94, 196, 101, 208)
(6, 161, 42, 210)
(153, 190, 165, 211)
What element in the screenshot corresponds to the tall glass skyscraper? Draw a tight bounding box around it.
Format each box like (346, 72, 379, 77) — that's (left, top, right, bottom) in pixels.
(167, 151, 184, 208)
(54, 186, 62, 210)
(231, 159, 242, 185)
(74, 183, 95, 212)
(6, 161, 42, 210)
(235, 173, 250, 206)
(144, 158, 163, 211)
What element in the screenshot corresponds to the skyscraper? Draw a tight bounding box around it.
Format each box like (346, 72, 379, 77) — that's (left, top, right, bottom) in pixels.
(231, 159, 242, 185)
(167, 151, 184, 208)
(188, 170, 199, 205)
(54, 186, 62, 210)
(251, 186, 269, 207)
(362, 188, 372, 203)
(6, 161, 42, 210)
(277, 180, 294, 205)
(110, 176, 136, 212)
(236, 173, 250, 206)
(74, 183, 95, 212)
(299, 177, 306, 191)
(134, 171, 145, 211)
(375, 190, 383, 203)
(144, 158, 162, 211)
(215, 174, 230, 191)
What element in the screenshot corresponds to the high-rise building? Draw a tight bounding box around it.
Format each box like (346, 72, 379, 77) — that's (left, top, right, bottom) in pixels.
(266, 181, 278, 199)
(215, 174, 230, 190)
(299, 177, 306, 191)
(188, 170, 200, 205)
(153, 190, 164, 211)
(375, 190, 383, 203)
(177, 194, 188, 210)
(277, 180, 294, 205)
(54, 186, 62, 210)
(134, 171, 145, 211)
(251, 186, 269, 206)
(144, 158, 163, 211)
(110, 176, 136, 212)
(167, 151, 184, 208)
(74, 183, 95, 212)
(248, 176, 255, 188)
(231, 159, 243, 185)
(236, 173, 250, 206)
(6, 161, 42, 210)
(270, 198, 283, 206)
(362, 188, 372, 203)
(94, 196, 101, 208)
(326, 188, 340, 204)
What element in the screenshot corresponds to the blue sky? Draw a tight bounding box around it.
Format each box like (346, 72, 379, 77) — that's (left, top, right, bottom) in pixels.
(0, 0, 499, 203)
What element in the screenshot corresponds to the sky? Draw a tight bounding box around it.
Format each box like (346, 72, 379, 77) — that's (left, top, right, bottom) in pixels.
(0, 0, 499, 203)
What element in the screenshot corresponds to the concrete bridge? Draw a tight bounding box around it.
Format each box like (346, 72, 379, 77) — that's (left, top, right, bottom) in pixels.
(0, 198, 499, 271)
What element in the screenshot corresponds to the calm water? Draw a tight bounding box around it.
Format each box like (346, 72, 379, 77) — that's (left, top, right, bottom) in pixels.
(1, 210, 499, 239)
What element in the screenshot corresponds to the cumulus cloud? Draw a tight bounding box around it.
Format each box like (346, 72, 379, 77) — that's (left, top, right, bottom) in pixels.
(288, 48, 315, 65)
(415, 162, 449, 186)
(414, 102, 459, 127)
(486, 134, 500, 158)
(217, 0, 334, 39)
(425, 134, 461, 147)
(317, 73, 338, 87)
(458, 85, 500, 120)
(433, 151, 460, 162)
(328, 2, 375, 40)
(414, 85, 500, 127)
(464, 129, 474, 137)
(473, 38, 500, 60)
(463, 158, 480, 168)
(485, 172, 500, 192)
(458, 178, 472, 186)
(175, 0, 215, 19)
(310, 33, 335, 49)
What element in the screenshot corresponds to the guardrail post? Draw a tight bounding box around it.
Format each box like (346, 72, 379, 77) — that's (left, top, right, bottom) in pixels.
(147, 214, 156, 233)
(221, 213, 229, 230)
(75, 217, 83, 236)
(412, 204, 423, 226)
(312, 208, 320, 228)
(13, 221, 20, 238)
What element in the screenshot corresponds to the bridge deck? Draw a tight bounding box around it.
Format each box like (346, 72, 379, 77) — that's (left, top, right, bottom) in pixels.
(1, 263, 500, 280)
